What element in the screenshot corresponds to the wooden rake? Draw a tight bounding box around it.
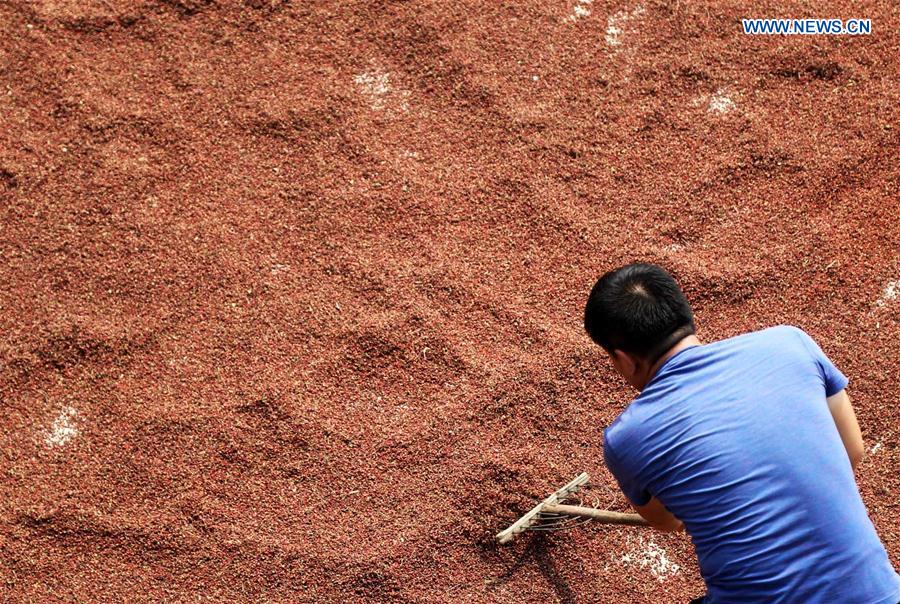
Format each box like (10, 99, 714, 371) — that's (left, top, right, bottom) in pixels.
(496, 472, 648, 544)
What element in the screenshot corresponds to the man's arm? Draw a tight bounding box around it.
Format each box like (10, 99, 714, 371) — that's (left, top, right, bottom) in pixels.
(633, 496, 684, 532)
(827, 388, 864, 471)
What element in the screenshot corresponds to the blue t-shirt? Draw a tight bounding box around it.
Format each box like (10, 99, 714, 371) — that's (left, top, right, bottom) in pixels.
(604, 325, 900, 603)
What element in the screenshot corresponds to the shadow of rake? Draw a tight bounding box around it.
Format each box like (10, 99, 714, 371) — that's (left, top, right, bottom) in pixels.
(488, 534, 576, 604)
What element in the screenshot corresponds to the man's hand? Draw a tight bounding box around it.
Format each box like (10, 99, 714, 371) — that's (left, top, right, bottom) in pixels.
(827, 389, 865, 471)
(633, 496, 684, 532)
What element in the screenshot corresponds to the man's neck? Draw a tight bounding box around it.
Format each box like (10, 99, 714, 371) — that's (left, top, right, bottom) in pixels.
(640, 335, 702, 390)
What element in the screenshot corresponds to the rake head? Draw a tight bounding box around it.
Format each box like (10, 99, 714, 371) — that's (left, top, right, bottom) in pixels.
(495, 472, 592, 544)
(495, 472, 647, 544)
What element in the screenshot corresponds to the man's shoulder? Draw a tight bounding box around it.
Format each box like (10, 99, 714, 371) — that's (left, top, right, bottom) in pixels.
(735, 324, 806, 342)
(745, 325, 823, 359)
(760, 324, 809, 339)
(714, 324, 811, 354)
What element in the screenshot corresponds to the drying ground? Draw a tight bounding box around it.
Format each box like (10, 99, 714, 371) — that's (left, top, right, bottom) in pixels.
(1, 0, 898, 601)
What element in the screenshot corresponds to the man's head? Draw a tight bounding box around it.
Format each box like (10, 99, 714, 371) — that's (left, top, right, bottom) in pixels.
(584, 263, 696, 390)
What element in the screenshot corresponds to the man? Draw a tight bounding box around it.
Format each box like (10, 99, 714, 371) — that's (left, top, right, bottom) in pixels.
(584, 263, 900, 603)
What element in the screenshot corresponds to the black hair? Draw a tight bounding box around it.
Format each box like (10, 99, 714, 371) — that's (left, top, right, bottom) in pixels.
(584, 263, 695, 363)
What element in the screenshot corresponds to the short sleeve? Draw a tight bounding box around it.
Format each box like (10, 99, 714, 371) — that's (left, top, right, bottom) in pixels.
(790, 327, 849, 397)
(603, 431, 651, 506)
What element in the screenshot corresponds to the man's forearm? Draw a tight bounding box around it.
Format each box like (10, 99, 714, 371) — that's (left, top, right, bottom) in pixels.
(827, 390, 865, 471)
(634, 496, 684, 532)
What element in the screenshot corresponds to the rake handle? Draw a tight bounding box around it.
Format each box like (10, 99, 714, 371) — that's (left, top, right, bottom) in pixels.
(543, 504, 649, 526)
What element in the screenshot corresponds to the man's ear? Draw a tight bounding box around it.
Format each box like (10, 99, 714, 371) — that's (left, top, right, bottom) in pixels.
(612, 348, 637, 378)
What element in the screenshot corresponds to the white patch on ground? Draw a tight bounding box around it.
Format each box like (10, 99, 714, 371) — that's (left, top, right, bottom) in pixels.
(567, 0, 592, 22)
(870, 442, 882, 454)
(707, 89, 737, 114)
(270, 263, 290, 275)
(605, 5, 645, 46)
(615, 534, 680, 582)
(354, 67, 409, 112)
(46, 406, 78, 447)
(663, 243, 685, 253)
(354, 69, 390, 110)
(876, 280, 898, 307)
